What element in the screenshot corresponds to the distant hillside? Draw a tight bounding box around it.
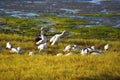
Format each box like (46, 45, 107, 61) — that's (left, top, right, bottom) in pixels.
(0, 0, 120, 14)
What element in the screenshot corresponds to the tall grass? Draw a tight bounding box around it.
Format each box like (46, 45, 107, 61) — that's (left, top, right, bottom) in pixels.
(0, 52, 119, 80)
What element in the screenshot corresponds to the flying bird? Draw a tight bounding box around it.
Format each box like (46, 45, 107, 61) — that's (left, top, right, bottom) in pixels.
(50, 30, 69, 45)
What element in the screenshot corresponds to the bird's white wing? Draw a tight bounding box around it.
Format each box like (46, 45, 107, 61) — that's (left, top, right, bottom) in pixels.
(38, 43, 47, 49)
(63, 45, 71, 52)
(36, 40, 43, 45)
(50, 35, 56, 43)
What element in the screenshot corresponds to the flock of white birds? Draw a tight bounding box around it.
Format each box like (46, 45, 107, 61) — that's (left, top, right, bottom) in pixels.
(57, 44, 109, 56)
(0, 27, 109, 56)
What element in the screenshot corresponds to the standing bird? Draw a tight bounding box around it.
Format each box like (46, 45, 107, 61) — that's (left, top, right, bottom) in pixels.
(6, 42, 12, 49)
(35, 27, 47, 53)
(50, 30, 69, 45)
(104, 44, 109, 51)
(35, 27, 47, 46)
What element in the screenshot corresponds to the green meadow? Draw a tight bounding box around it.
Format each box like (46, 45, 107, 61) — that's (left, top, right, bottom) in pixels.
(0, 14, 120, 80)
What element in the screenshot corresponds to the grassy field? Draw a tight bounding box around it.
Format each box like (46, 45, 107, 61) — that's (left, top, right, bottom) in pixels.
(0, 14, 120, 80)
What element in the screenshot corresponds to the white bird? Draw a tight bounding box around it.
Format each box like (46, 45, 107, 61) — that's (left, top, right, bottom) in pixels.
(10, 48, 18, 53)
(17, 47, 22, 54)
(38, 43, 47, 53)
(50, 30, 69, 45)
(104, 44, 109, 51)
(81, 46, 95, 55)
(63, 45, 73, 53)
(35, 27, 47, 45)
(29, 51, 35, 56)
(81, 48, 89, 55)
(6, 42, 12, 49)
(72, 45, 80, 51)
(88, 46, 95, 51)
(10, 47, 22, 54)
(63, 44, 80, 53)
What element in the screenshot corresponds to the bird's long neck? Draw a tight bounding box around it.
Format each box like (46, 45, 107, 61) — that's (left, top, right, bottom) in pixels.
(41, 30, 46, 41)
(41, 30, 44, 35)
(60, 31, 65, 37)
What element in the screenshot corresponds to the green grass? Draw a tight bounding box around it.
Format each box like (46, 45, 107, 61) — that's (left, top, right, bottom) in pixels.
(0, 17, 46, 36)
(78, 14, 120, 17)
(0, 14, 120, 80)
(40, 14, 88, 28)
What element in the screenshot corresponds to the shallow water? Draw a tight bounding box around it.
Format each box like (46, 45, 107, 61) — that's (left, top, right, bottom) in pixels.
(0, 8, 120, 28)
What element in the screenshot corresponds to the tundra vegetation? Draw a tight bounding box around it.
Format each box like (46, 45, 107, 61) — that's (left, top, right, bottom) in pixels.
(0, 14, 120, 80)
